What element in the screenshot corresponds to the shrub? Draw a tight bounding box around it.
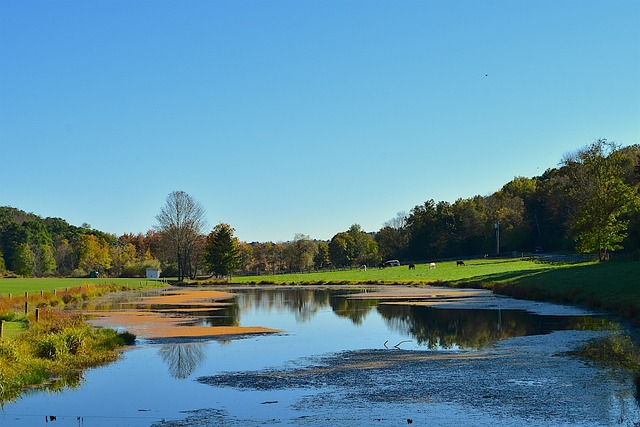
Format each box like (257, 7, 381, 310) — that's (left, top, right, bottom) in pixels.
(0, 340, 19, 362)
(36, 335, 64, 360)
(61, 328, 86, 355)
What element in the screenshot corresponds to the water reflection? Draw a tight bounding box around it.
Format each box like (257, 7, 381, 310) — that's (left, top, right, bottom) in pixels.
(235, 288, 379, 324)
(378, 304, 604, 349)
(158, 343, 207, 379)
(190, 302, 240, 327)
(235, 288, 333, 322)
(233, 288, 608, 349)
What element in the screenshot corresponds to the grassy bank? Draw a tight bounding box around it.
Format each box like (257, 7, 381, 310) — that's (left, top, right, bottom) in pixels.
(0, 281, 163, 404)
(0, 310, 134, 403)
(488, 261, 640, 322)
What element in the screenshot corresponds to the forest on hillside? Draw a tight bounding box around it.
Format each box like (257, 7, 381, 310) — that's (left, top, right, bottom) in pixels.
(1, 140, 639, 278)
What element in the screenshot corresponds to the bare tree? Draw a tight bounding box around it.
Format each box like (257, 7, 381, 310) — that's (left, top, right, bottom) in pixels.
(156, 191, 207, 280)
(383, 211, 408, 230)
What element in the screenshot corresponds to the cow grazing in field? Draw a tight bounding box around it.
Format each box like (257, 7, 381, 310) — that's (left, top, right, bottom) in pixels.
(360, 264, 367, 271)
(429, 262, 436, 269)
(408, 264, 415, 270)
(456, 260, 465, 266)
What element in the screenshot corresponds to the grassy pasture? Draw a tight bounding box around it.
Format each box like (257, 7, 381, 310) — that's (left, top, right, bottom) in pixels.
(231, 258, 571, 285)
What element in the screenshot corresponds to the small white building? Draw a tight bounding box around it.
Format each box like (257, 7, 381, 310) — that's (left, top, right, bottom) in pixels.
(145, 268, 161, 279)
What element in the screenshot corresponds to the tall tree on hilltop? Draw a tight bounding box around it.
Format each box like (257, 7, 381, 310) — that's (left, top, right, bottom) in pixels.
(156, 191, 207, 281)
(562, 139, 639, 261)
(203, 223, 241, 279)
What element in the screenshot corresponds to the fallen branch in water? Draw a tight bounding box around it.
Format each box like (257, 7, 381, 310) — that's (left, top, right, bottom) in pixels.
(384, 340, 411, 349)
(393, 340, 412, 349)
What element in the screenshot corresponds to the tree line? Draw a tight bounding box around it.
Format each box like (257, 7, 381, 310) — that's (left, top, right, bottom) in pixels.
(1, 140, 638, 279)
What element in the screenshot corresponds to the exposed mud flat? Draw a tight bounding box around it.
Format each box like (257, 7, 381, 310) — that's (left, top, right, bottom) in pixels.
(155, 330, 640, 426)
(87, 310, 280, 339)
(86, 288, 281, 339)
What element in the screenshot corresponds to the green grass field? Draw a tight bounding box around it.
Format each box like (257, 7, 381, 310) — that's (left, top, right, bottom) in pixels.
(231, 258, 571, 285)
(0, 277, 167, 296)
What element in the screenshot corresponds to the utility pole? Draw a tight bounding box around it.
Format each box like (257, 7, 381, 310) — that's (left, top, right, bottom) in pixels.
(495, 221, 500, 256)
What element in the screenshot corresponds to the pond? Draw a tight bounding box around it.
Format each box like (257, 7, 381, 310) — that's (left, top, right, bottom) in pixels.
(2, 286, 639, 426)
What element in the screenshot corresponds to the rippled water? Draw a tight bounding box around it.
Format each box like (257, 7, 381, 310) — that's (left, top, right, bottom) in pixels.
(1, 287, 638, 426)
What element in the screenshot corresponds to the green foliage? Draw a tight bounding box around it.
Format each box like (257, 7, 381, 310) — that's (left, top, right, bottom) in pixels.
(328, 232, 353, 267)
(12, 243, 35, 276)
(562, 139, 639, 261)
(313, 241, 330, 269)
(203, 223, 241, 278)
(328, 225, 380, 267)
(35, 336, 64, 360)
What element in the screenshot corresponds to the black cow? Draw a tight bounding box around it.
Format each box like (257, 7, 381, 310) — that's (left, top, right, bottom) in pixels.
(456, 260, 465, 266)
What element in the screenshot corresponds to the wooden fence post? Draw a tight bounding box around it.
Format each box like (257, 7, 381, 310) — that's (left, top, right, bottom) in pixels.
(0, 320, 4, 338)
(35, 308, 40, 322)
(24, 301, 28, 315)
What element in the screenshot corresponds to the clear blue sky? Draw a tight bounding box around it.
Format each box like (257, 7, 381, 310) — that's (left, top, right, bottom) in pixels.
(1, 0, 639, 243)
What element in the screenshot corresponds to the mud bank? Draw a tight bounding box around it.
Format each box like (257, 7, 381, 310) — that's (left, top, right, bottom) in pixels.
(86, 287, 281, 339)
(156, 330, 639, 426)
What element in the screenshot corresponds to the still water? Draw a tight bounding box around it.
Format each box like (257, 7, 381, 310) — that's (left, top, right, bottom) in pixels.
(2, 287, 638, 426)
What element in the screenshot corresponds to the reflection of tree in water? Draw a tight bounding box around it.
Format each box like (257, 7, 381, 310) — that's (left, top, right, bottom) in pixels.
(236, 289, 335, 322)
(195, 301, 241, 327)
(330, 297, 379, 325)
(378, 305, 602, 349)
(159, 343, 207, 379)
(235, 289, 381, 324)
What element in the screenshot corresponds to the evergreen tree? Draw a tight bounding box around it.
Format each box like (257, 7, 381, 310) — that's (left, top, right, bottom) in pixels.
(203, 223, 241, 279)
